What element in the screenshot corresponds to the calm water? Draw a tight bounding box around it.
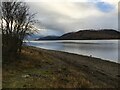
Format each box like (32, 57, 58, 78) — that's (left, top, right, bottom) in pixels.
(27, 40, 119, 63)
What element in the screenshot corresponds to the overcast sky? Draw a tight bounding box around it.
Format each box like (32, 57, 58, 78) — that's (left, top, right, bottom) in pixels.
(25, 0, 118, 36)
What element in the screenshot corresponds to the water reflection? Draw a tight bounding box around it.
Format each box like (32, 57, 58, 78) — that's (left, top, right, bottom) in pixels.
(27, 40, 118, 63)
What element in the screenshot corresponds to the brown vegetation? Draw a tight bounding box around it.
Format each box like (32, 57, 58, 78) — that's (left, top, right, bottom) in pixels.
(2, 46, 120, 88)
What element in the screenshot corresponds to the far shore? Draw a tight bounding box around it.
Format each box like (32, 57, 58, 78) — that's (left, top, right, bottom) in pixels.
(36, 39, 120, 41)
(3, 46, 120, 88)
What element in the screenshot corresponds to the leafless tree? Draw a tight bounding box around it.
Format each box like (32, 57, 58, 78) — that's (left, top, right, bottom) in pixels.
(0, 0, 37, 59)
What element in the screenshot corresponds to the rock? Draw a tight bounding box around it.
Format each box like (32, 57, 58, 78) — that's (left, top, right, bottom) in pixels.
(22, 74, 30, 78)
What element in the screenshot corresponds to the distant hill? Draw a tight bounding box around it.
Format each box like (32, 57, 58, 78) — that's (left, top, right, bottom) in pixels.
(38, 36, 59, 40)
(59, 29, 120, 40)
(38, 29, 120, 40)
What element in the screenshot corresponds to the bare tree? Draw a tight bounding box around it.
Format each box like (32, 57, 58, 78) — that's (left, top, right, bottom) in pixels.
(0, 1, 37, 59)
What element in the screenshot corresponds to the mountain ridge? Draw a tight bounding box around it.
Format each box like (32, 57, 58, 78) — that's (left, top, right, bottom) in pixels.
(38, 29, 120, 40)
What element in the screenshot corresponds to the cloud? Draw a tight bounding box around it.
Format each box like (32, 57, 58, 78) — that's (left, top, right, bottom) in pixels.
(29, 1, 117, 35)
(0, 0, 118, 36)
(1, 0, 117, 36)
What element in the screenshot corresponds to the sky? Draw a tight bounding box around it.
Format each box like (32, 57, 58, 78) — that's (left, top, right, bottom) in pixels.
(1, 0, 119, 36)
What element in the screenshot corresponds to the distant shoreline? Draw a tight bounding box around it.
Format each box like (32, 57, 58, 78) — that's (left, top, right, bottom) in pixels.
(36, 39, 120, 41)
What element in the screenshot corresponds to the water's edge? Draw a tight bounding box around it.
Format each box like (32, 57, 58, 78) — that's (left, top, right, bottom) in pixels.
(26, 40, 118, 63)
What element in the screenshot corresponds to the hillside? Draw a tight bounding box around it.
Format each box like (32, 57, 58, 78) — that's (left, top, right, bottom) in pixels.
(38, 29, 120, 40)
(59, 29, 120, 40)
(38, 36, 59, 40)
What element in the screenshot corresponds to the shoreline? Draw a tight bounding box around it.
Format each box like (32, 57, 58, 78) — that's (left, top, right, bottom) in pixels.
(30, 46, 119, 64)
(25, 46, 120, 87)
(32, 39, 119, 41)
(28, 39, 118, 63)
(3, 46, 120, 88)
(39, 47, 119, 64)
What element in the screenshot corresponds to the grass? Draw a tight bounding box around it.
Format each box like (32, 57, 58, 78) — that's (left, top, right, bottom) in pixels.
(3, 46, 119, 88)
(2, 46, 95, 88)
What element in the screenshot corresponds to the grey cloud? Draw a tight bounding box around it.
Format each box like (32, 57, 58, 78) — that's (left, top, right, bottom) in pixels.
(27, 2, 118, 36)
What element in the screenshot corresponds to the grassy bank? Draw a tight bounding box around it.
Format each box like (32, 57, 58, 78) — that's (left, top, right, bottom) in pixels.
(2, 46, 120, 88)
